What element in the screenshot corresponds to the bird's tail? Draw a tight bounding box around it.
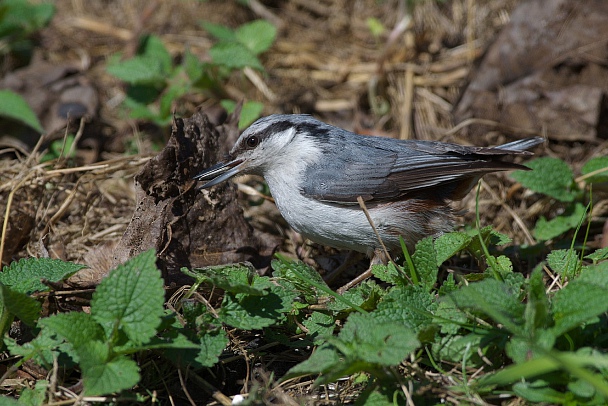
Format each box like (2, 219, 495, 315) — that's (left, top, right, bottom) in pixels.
(499, 136, 545, 152)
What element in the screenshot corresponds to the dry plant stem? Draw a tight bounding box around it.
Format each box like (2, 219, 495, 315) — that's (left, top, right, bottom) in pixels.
(480, 179, 536, 245)
(400, 67, 415, 140)
(187, 369, 233, 406)
(0, 171, 36, 263)
(480, 180, 561, 289)
(243, 67, 277, 102)
(178, 368, 197, 406)
(336, 197, 393, 293)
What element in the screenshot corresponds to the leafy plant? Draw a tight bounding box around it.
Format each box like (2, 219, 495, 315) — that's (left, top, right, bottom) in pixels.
(0, 90, 44, 133)
(3, 199, 608, 403)
(512, 156, 607, 241)
(0, 0, 55, 64)
(106, 19, 276, 128)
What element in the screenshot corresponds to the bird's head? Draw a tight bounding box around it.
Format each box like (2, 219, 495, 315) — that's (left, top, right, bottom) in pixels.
(195, 114, 326, 188)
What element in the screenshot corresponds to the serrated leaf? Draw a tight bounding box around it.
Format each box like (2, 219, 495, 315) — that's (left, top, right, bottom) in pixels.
(16, 379, 48, 406)
(219, 284, 296, 329)
(271, 257, 328, 303)
(184, 264, 268, 295)
(550, 265, 608, 337)
(432, 333, 483, 363)
(534, 202, 587, 241)
(285, 312, 419, 384)
(435, 232, 471, 265)
(91, 249, 164, 345)
(511, 157, 577, 202)
(371, 263, 406, 286)
(581, 156, 608, 184)
(0, 284, 41, 326)
(326, 280, 384, 312)
(373, 285, 436, 333)
(303, 311, 335, 342)
(208, 42, 263, 70)
(235, 20, 277, 55)
(585, 247, 608, 264)
(493, 255, 513, 276)
(39, 312, 106, 353)
(547, 249, 582, 278)
(412, 237, 438, 290)
(4, 329, 72, 369)
(78, 340, 140, 396)
(339, 312, 419, 366)
(448, 279, 525, 334)
(0, 258, 85, 294)
(200, 21, 236, 42)
(283, 344, 342, 379)
(0, 90, 44, 133)
(195, 329, 229, 367)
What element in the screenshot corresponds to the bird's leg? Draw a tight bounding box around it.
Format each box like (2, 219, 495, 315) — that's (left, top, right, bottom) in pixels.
(323, 250, 365, 284)
(337, 248, 386, 294)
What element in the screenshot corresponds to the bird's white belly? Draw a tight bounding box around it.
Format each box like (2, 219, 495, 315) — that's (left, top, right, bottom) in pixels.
(266, 175, 405, 256)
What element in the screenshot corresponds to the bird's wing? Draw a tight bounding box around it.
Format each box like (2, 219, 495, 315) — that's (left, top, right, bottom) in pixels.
(301, 136, 543, 204)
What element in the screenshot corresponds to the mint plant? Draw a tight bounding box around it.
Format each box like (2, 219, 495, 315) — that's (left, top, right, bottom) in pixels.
(0, 0, 55, 64)
(3, 225, 608, 403)
(107, 19, 276, 128)
(511, 156, 608, 241)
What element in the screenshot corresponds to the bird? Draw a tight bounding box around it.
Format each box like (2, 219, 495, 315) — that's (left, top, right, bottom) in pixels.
(194, 114, 543, 288)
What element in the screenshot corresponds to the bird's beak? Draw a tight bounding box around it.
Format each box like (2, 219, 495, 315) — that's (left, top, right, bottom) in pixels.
(194, 158, 244, 189)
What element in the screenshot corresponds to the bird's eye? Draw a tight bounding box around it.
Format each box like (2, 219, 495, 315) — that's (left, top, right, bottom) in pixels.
(246, 136, 259, 148)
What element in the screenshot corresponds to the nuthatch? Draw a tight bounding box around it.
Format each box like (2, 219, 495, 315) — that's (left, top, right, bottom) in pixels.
(195, 114, 543, 284)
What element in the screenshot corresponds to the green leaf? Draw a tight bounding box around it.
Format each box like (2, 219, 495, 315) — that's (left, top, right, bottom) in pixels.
(547, 249, 582, 278)
(184, 264, 267, 296)
(339, 312, 419, 366)
(303, 311, 335, 343)
(271, 257, 328, 303)
(219, 283, 296, 329)
(39, 312, 106, 355)
(412, 237, 438, 290)
(0, 284, 41, 326)
(221, 99, 264, 129)
(235, 20, 277, 55)
(0, 257, 85, 294)
(285, 312, 419, 384)
(585, 247, 608, 264)
(107, 56, 167, 84)
(511, 157, 577, 202)
(200, 21, 236, 42)
(534, 202, 587, 241)
(434, 232, 471, 265)
(581, 156, 608, 184)
(195, 329, 229, 367)
(16, 379, 48, 406)
(78, 340, 140, 396)
(550, 265, 608, 337)
(373, 285, 436, 333)
(139, 35, 172, 73)
(366, 17, 386, 38)
(208, 42, 264, 70)
(448, 279, 525, 334)
(371, 263, 407, 286)
(91, 249, 164, 345)
(4, 329, 71, 369)
(0, 90, 43, 133)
